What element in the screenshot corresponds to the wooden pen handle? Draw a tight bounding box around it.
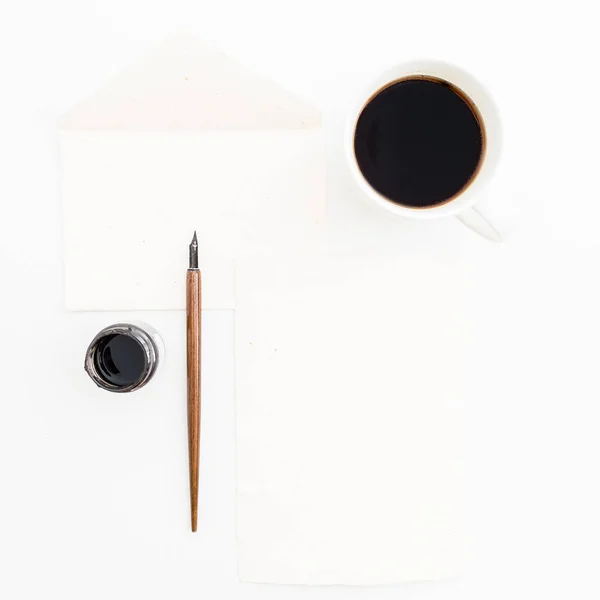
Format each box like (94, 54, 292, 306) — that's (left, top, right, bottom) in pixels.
(186, 269, 201, 532)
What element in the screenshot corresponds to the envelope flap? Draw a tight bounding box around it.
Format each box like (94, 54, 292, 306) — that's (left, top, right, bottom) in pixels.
(60, 36, 321, 131)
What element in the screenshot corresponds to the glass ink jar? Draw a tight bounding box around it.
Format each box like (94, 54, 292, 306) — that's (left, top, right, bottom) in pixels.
(84, 323, 164, 393)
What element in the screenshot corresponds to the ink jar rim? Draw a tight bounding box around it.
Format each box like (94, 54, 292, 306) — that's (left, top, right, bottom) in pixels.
(84, 323, 161, 393)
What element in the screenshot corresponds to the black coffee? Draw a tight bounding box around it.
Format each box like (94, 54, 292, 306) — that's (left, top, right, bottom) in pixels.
(93, 333, 146, 388)
(354, 77, 484, 208)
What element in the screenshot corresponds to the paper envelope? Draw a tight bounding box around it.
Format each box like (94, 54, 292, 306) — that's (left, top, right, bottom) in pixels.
(60, 36, 325, 310)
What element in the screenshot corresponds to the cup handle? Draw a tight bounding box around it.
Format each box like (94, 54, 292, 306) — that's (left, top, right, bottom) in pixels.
(456, 206, 502, 242)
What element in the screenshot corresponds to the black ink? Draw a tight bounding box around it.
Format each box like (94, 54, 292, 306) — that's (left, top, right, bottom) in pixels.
(93, 333, 146, 388)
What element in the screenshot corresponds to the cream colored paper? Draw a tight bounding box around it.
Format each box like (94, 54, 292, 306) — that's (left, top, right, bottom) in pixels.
(60, 37, 324, 310)
(235, 255, 466, 585)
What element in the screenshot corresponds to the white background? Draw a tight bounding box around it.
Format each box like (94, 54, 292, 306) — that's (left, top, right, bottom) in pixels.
(2, 1, 600, 598)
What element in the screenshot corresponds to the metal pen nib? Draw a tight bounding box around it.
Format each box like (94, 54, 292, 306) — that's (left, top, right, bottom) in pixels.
(189, 231, 198, 270)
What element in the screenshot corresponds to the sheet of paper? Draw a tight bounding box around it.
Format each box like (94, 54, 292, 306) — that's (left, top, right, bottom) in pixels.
(235, 254, 466, 585)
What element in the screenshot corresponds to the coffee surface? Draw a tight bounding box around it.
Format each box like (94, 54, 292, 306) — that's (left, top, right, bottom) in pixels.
(354, 78, 483, 208)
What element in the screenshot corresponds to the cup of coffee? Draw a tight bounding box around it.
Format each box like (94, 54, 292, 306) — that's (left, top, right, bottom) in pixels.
(346, 60, 502, 241)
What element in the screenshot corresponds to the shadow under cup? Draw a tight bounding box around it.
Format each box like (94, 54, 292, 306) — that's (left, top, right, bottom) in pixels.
(353, 75, 486, 210)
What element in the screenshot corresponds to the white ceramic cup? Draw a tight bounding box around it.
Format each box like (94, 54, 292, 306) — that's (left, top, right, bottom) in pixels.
(346, 60, 503, 241)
